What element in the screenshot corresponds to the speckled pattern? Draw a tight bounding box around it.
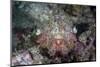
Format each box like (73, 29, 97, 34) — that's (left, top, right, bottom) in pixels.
(12, 1, 96, 66)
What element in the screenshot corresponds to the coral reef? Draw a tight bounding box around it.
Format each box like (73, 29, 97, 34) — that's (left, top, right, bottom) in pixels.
(12, 1, 96, 66)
